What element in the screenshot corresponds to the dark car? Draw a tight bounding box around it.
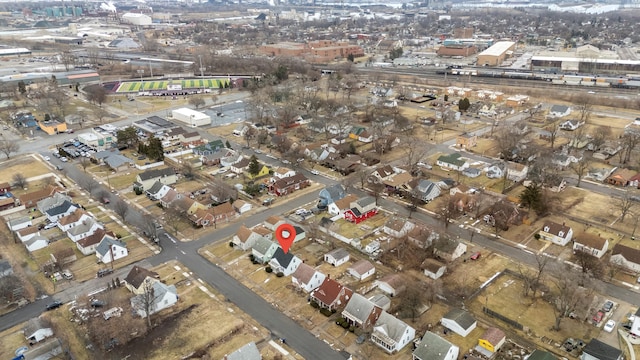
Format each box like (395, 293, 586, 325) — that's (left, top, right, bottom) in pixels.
(46, 300, 63, 311)
(90, 299, 106, 308)
(603, 300, 614, 312)
(96, 268, 114, 278)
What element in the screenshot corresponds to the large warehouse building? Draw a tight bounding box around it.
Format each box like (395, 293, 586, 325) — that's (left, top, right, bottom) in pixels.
(476, 41, 515, 66)
(530, 45, 640, 75)
(171, 108, 211, 127)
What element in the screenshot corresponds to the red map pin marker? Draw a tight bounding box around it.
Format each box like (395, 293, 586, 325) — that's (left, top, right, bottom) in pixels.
(275, 223, 296, 254)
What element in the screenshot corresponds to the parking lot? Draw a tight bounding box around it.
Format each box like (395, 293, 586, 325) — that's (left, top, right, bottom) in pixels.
(204, 101, 249, 126)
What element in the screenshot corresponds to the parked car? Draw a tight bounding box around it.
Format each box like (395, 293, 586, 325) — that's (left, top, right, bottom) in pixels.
(96, 268, 114, 278)
(90, 299, 106, 308)
(43, 222, 58, 230)
(60, 157, 68, 162)
(593, 310, 605, 324)
(310, 169, 320, 175)
(603, 300, 614, 312)
(254, 149, 262, 154)
(470, 252, 481, 260)
(62, 269, 73, 280)
(45, 300, 63, 311)
(603, 320, 616, 332)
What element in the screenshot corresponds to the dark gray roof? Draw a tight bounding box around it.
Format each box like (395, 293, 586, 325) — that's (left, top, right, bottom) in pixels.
(342, 293, 377, 324)
(139, 168, 175, 181)
(550, 104, 569, 113)
(252, 237, 275, 255)
(413, 331, 456, 360)
(0, 259, 12, 274)
(356, 196, 375, 208)
(225, 341, 261, 360)
(443, 308, 476, 330)
(582, 339, 622, 360)
(320, 184, 346, 202)
(104, 154, 132, 169)
(94, 149, 120, 160)
(96, 237, 126, 257)
(271, 247, 295, 268)
(146, 181, 165, 195)
(45, 200, 76, 217)
(326, 247, 349, 260)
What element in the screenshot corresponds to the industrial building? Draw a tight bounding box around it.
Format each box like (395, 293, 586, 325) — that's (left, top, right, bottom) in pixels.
(121, 13, 152, 26)
(530, 45, 640, 74)
(171, 108, 211, 127)
(437, 45, 477, 57)
(476, 41, 516, 67)
(260, 40, 364, 63)
(0, 48, 31, 57)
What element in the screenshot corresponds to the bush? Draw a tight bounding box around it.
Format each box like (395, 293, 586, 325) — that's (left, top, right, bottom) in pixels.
(276, 272, 284, 277)
(229, 241, 234, 247)
(534, 233, 541, 240)
(248, 254, 255, 261)
(331, 309, 336, 314)
(265, 266, 273, 273)
(341, 321, 349, 329)
(310, 301, 319, 309)
(134, 188, 143, 195)
(348, 326, 355, 332)
(320, 308, 332, 317)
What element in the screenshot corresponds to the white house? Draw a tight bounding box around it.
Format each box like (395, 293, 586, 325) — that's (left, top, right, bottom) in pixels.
(131, 281, 178, 317)
(232, 225, 264, 251)
(485, 163, 505, 179)
(16, 227, 40, 243)
(548, 104, 571, 118)
(413, 331, 459, 360)
(96, 237, 128, 264)
(441, 308, 477, 337)
(232, 200, 252, 214)
(375, 274, 406, 297)
(7, 217, 32, 231)
(232, 124, 249, 137)
(573, 233, 609, 259)
(433, 239, 467, 262)
(539, 221, 573, 246)
(324, 248, 350, 266)
(44, 200, 78, 223)
(327, 194, 359, 216)
(67, 218, 103, 243)
(57, 209, 92, 232)
(506, 162, 529, 182)
(24, 318, 53, 344)
(421, 258, 447, 280)
(371, 311, 416, 353)
(291, 263, 326, 293)
(274, 167, 296, 179)
(560, 119, 585, 131)
(268, 248, 302, 276)
(171, 107, 210, 127)
(580, 339, 622, 360)
(145, 181, 172, 201)
(347, 260, 376, 280)
(414, 180, 441, 203)
(25, 235, 48, 252)
(436, 153, 468, 172)
(383, 218, 415, 238)
(610, 244, 640, 273)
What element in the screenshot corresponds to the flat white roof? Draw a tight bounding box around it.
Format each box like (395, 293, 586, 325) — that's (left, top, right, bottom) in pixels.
(478, 41, 515, 57)
(0, 48, 30, 55)
(172, 107, 209, 120)
(531, 55, 640, 65)
(78, 132, 102, 141)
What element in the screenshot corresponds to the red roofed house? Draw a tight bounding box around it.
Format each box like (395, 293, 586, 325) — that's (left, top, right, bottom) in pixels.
(310, 277, 353, 311)
(76, 228, 116, 256)
(607, 168, 637, 187)
(0, 182, 11, 195)
(212, 202, 236, 223)
(189, 208, 215, 227)
(610, 244, 640, 273)
(18, 186, 61, 209)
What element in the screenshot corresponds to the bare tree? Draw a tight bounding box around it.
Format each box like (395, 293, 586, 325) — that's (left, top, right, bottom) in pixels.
(517, 254, 550, 298)
(616, 193, 635, 223)
(574, 95, 593, 124)
(620, 132, 640, 164)
(590, 126, 611, 151)
(369, 182, 386, 206)
(546, 261, 596, 331)
(165, 205, 186, 234)
(113, 199, 129, 222)
(95, 107, 109, 124)
(402, 136, 429, 172)
(12, 173, 27, 189)
(79, 177, 98, 196)
(494, 127, 520, 159)
(131, 280, 160, 329)
(574, 250, 604, 279)
(0, 274, 23, 303)
(188, 97, 205, 109)
(396, 285, 423, 322)
(78, 157, 91, 172)
(570, 154, 592, 187)
(439, 194, 460, 229)
(546, 123, 561, 150)
(0, 139, 20, 159)
(140, 214, 159, 241)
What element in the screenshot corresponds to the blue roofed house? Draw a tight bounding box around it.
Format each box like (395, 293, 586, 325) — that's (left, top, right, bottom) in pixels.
(269, 248, 302, 276)
(371, 311, 416, 353)
(436, 153, 468, 171)
(251, 237, 279, 264)
(318, 184, 346, 209)
(96, 237, 128, 263)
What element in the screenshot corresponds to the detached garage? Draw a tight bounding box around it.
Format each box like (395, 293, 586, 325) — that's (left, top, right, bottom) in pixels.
(171, 108, 211, 127)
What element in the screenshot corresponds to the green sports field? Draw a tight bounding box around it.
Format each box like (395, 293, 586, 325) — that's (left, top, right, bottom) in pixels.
(115, 78, 230, 93)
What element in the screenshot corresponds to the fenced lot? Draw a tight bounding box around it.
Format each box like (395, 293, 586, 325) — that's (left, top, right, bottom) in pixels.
(114, 78, 231, 93)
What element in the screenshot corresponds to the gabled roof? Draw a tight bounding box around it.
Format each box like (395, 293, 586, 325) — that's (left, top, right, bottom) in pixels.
(17, 226, 39, 237)
(272, 173, 308, 189)
(77, 228, 114, 248)
(96, 237, 126, 256)
(24, 317, 51, 338)
(611, 244, 640, 264)
(333, 194, 359, 211)
(104, 154, 132, 169)
(225, 341, 261, 360)
(292, 263, 318, 284)
(8, 216, 31, 227)
(434, 238, 463, 254)
(326, 247, 350, 260)
(19, 185, 61, 206)
(320, 184, 346, 201)
(37, 192, 71, 212)
(582, 339, 622, 360)
(67, 218, 101, 236)
(58, 209, 89, 226)
(146, 181, 165, 195)
(527, 349, 558, 360)
(312, 277, 350, 305)
(265, 215, 284, 226)
(413, 331, 456, 360)
(574, 232, 607, 250)
(348, 259, 375, 275)
(45, 200, 76, 217)
(373, 311, 412, 345)
(252, 237, 276, 255)
(480, 327, 505, 345)
(24, 235, 48, 248)
(234, 157, 251, 169)
(377, 274, 405, 292)
(442, 308, 476, 330)
(139, 167, 175, 181)
(212, 202, 234, 216)
(235, 225, 253, 242)
(271, 247, 296, 268)
(437, 153, 465, 167)
(355, 196, 375, 208)
(343, 293, 378, 323)
(124, 265, 159, 290)
(541, 221, 571, 236)
(550, 104, 569, 113)
(422, 258, 446, 273)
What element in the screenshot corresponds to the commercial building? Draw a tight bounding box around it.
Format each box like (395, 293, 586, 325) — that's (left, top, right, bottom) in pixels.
(77, 130, 115, 151)
(260, 40, 364, 63)
(171, 108, 211, 127)
(121, 13, 152, 26)
(437, 45, 477, 57)
(476, 41, 516, 66)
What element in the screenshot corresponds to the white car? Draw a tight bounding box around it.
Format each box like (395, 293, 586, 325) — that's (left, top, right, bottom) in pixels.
(60, 157, 68, 162)
(254, 149, 263, 154)
(218, 168, 228, 174)
(310, 169, 320, 175)
(43, 222, 58, 230)
(42, 156, 50, 161)
(603, 320, 616, 333)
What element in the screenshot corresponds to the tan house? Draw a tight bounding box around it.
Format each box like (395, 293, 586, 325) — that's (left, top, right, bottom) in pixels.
(456, 133, 477, 149)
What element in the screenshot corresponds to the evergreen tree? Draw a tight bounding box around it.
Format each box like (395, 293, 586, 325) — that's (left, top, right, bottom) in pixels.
(225, 140, 232, 149)
(146, 136, 164, 161)
(248, 155, 260, 176)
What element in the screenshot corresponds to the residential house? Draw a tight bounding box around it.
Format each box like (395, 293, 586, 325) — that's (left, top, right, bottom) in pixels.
(232, 124, 249, 137)
(188, 208, 215, 227)
(7, 217, 32, 231)
(50, 247, 76, 267)
(179, 131, 202, 146)
(269, 248, 302, 276)
(456, 133, 477, 148)
(347, 260, 376, 280)
(291, 263, 326, 292)
(232, 200, 252, 214)
(44, 200, 78, 223)
(342, 293, 383, 330)
(0, 182, 10, 195)
(610, 244, 640, 273)
(328, 194, 359, 216)
(263, 216, 285, 231)
(159, 188, 181, 208)
(370, 165, 396, 183)
(37, 192, 72, 214)
(383, 172, 413, 194)
(477, 327, 506, 357)
(573, 233, 609, 259)
(630, 308, 640, 338)
(371, 311, 416, 353)
(96, 237, 128, 263)
(246, 164, 270, 180)
(200, 148, 234, 166)
(57, 209, 92, 232)
(528, 350, 559, 360)
(76, 229, 116, 256)
(486, 163, 505, 179)
(269, 173, 310, 196)
(224, 341, 261, 360)
(310, 277, 353, 311)
(67, 218, 103, 243)
(560, 119, 585, 131)
(0, 260, 13, 278)
(274, 167, 296, 179)
(344, 196, 378, 224)
(375, 274, 406, 297)
(434, 238, 467, 261)
(607, 168, 637, 187)
(383, 218, 415, 238)
(421, 258, 447, 279)
(16, 226, 40, 243)
(539, 221, 573, 246)
(25, 235, 49, 252)
(412, 331, 460, 360)
(145, 181, 172, 201)
(506, 162, 529, 182)
(408, 225, 440, 249)
(441, 308, 477, 337)
(104, 154, 133, 172)
(463, 168, 481, 178)
(436, 153, 468, 171)
(231, 157, 251, 174)
(318, 184, 346, 209)
(18, 185, 61, 209)
(552, 154, 572, 168)
(369, 294, 391, 311)
(133, 167, 177, 192)
(413, 179, 441, 202)
(580, 339, 622, 360)
(123, 265, 159, 295)
(548, 105, 571, 118)
(251, 225, 273, 241)
(212, 202, 236, 223)
(131, 281, 178, 317)
(251, 237, 279, 264)
(233, 225, 264, 251)
(24, 318, 53, 344)
(324, 248, 350, 266)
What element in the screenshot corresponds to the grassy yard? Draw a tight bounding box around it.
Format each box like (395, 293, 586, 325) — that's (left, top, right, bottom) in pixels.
(0, 157, 52, 184)
(333, 214, 388, 240)
(106, 172, 138, 190)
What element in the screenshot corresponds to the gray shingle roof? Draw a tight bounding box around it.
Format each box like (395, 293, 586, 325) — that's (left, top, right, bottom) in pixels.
(271, 247, 295, 268)
(582, 339, 622, 360)
(373, 311, 412, 345)
(442, 308, 476, 330)
(146, 181, 165, 195)
(67, 218, 100, 236)
(139, 167, 175, 181)
(252, 237, 275, 256)
(104, 154, 132, 169)
(413, 331, 456, 360)
(225, 342, 261, 360)
(356, 196, 375, 208)
(342, 293, 377, 324)
(45, 200, 76, 217)
(96, 237, 126, 256)
(326, 247, 349, 260)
